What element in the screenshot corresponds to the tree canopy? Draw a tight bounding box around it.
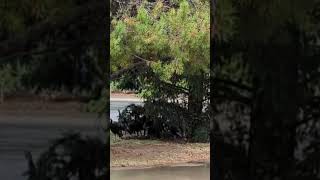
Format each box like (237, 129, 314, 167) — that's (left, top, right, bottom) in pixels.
(0, 0, 107, 99)
(111, 0, 209, 98)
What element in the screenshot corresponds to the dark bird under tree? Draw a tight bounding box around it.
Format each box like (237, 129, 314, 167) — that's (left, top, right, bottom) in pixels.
(110, 119, 124, 138)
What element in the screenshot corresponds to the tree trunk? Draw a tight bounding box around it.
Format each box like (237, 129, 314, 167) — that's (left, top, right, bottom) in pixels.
(188, 73, 205, 138)
(249, 46, 298, 180)
(210, 0, 225, 179)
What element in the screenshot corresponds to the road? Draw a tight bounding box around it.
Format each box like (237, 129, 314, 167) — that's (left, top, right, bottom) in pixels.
(0, 98, 210, 180)
(110, 100, 143, 121)
(0, 102, 105, 180)
(111, 165, 210, 180)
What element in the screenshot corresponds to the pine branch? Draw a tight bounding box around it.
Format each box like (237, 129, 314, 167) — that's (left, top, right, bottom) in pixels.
(213, 78, 253, 92)
(111, 61, 148, 81)
(295, 96, 320, 128)
(0, 39, 94, 62)
(0, 0, 106, 58)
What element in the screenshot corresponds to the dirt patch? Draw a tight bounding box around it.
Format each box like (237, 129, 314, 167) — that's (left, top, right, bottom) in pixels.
(110, 92, 140, 99)
(111, 140, 209, 168)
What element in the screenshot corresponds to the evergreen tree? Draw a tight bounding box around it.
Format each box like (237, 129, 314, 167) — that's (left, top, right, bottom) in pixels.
(211, 0, 320, 179)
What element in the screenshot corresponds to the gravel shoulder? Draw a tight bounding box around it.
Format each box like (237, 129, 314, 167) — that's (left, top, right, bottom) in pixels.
(111, 139, 209, 170)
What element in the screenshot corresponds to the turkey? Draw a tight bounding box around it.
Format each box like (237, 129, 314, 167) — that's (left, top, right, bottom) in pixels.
(110, 119, 124, 138)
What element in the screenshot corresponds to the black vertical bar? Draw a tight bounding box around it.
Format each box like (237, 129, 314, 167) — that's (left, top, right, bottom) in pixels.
(210, 0, 215, 179)
(105, 0, 111, 179)
(210, 0, 224, 180)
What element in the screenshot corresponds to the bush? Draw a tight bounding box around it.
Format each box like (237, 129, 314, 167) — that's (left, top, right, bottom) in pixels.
(110, 81, 121, 92)
(0, 62, 32, 103)
(0, 64, 17, 103)
(24, 133, 108, 180)
(192, 127, 209, 143)
(86, 88, 108, 115)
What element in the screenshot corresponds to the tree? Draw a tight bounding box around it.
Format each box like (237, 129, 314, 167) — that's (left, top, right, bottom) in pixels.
(210, 0, 320, 179)
(0, 1, 110, 179)
(111, 0, 210, 139)
(0, 0, 107, 97)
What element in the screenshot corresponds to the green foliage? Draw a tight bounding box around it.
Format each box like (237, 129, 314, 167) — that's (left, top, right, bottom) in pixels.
(210, 1, 320, 179)
(110, 81, 121, 92)
(0, 64, 16, 102)
(0, 0, 76, 36)
(215, 0, 237, 42)
(24, 133, 107, 180)
(1, 0, 106, 99)
(192, 126, 209, 142)
(111, 0, 210, 99)
(236, 0, 316, 43)
(110, 130, 123, 144)
(86, 88, 108, 115)
(110, 1, 211, 142)
(0, 63, 31, 102)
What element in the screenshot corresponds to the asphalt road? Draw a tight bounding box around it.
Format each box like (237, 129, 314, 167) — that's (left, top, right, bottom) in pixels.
(0, 109, 105, 180)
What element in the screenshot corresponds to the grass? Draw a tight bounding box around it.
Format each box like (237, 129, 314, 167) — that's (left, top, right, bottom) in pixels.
(110, 131, 168, 145)
(110, 131, 122, 144)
